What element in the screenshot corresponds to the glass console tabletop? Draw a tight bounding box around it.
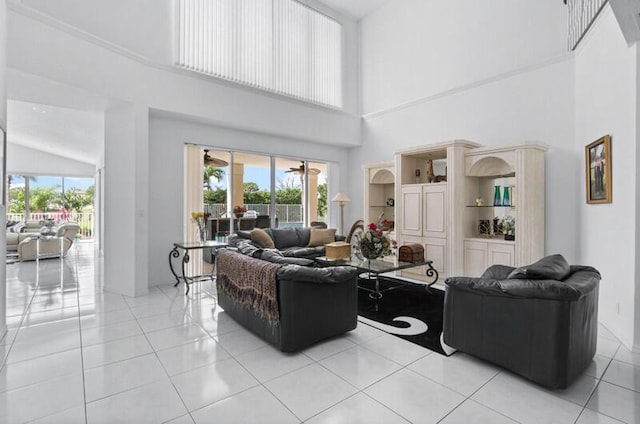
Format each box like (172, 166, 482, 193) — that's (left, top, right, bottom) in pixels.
(315, 255, 439, 311)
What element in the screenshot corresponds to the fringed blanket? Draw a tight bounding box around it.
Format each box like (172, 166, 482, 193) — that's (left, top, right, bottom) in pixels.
(216, 250, 282, 325)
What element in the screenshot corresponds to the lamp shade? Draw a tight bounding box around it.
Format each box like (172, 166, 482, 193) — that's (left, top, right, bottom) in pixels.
(331, 192, 351, 203)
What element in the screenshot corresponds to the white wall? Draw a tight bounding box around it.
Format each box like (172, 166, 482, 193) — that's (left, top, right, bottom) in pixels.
(0, 0, 8, 344)
(148, 115, 351, 285)
(7, 142, 96, 176)
(574, 6, 638, 347)
(361, 0, 567, 115)
(7, 9, 361, 147)
(352, 0, 579, 262)
(11, 0, 362, 116)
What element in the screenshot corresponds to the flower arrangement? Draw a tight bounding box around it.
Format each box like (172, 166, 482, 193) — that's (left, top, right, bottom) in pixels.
(191, 212, 211, 242)
(500, 216, 515, 240)
(233, 205, 247, 214)
(356, 220, 393, 260)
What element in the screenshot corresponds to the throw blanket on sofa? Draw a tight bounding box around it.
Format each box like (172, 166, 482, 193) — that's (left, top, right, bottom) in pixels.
(216, 249, 282, 325)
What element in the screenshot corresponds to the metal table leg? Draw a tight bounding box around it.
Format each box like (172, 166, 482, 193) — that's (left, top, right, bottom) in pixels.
(169, 246, 181, 286)
(181, 251, 191, 295)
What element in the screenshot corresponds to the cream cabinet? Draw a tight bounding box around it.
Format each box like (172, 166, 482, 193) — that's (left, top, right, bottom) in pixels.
(422, 184, 446, 238)
(398, 183, 447, 278)
(464, 239, 515, 277)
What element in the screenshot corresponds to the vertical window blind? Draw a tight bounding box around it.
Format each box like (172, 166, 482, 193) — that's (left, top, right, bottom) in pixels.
(177, 0, 343, 108)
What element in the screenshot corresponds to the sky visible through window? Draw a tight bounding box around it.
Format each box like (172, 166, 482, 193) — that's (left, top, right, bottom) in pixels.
(210, 167, 326, 190)
(10, 175, 94, 190)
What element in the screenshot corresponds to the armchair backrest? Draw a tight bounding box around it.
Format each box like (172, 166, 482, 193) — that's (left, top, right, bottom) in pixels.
(56, 222, 81, 240)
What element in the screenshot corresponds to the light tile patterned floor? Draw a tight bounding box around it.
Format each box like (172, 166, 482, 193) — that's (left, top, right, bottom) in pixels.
(0, 242, 638, 423)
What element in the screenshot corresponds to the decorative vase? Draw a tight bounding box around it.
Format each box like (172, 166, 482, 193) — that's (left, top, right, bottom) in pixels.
(502, 186, 511, 207)
(198, 227, 207, 243)
(493, 186, 502, 206)
(360, 248, 381, 260)
(504, 233, 515, 241)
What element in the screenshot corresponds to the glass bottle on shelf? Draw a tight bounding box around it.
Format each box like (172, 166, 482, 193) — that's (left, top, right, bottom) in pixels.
(503, 186, 511, 207)
(493, 186, 502, 206)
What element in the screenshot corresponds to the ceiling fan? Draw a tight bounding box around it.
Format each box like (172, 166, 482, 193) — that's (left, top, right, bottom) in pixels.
(203, 149, 229, 167)
(286, 161, 321, 175)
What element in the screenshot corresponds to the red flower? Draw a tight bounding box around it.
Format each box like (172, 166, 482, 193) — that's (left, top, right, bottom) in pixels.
(368, 222, 377, 230)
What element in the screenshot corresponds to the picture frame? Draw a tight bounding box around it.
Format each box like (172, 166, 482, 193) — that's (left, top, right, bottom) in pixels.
(585, 135, 612, 204)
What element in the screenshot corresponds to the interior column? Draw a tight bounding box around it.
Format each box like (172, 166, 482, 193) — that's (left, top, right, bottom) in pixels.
(103, 102, 149, 297)
(232, 162, 244, 210)
(308, 173, 319, 222)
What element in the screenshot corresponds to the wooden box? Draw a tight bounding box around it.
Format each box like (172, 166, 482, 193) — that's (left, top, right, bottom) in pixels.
(325, 242, 351, 259)
(399, 243, 424, 263)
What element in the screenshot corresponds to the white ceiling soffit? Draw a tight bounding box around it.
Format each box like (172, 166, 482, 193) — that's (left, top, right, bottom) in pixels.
(8, 100, 104, 166)
(315, 0, 390, 20)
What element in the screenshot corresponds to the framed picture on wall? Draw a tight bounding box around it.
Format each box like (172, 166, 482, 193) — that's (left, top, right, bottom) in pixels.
(585, 135, 612, 204)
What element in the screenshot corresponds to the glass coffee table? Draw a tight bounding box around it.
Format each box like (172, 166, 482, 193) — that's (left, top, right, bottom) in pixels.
(315, 255, 439, 310)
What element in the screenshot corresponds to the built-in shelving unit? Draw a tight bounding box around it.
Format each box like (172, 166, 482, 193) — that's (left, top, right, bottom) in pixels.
(394, 140, 547, 280)
(363, 162, 395, 230)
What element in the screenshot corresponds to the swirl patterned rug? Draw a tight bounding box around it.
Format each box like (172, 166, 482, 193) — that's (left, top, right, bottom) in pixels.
(357, 276, 455, 356)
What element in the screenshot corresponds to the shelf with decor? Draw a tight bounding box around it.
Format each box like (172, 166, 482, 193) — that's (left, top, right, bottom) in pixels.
(363, 163, 395, 232)
(463, 143, 546, 276)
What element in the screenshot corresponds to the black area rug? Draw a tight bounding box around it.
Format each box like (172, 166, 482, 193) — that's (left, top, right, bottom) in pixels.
(357, 276, 454, 356)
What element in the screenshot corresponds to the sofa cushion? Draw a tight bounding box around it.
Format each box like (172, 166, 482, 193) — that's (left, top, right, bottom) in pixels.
(251, 228, 275, 249)
(281, 246, 325, 258)
(295, 227, 311, 246)
(261, 249, 314, 266)
(507, 254, 571, 281)
(271, 228, 300, 249)
(308, 228, 336, 247)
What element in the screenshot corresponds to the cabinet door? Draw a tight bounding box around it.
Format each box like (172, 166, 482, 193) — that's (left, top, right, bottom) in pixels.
(464, 240, 487, 277)
(422, 185, 446, 238)
(400, 186, 422, 236)
(487, 242, 515, 267)
(424, 237, 446, 276)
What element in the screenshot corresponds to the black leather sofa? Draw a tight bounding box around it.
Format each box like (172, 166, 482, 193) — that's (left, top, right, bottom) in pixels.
(216, 249, 358, 352)
(443, 254, 601, 388)
(231, 227, 343, 259)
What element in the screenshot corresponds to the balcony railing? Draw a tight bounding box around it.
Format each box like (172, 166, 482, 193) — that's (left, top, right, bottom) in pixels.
(203, 203, 323, 227)
(7, 212, 94, 239)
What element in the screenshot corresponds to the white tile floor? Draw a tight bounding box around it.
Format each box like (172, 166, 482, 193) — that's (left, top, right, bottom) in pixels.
(1, 242, 639, 423)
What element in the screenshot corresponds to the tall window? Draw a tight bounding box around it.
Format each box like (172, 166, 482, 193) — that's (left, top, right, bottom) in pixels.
(177, 0, 343, 108)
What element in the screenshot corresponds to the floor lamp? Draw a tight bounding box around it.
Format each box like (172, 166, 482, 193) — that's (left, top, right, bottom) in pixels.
(331, 192, 351, 236)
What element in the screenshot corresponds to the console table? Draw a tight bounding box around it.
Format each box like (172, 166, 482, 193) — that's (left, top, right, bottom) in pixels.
(169, 240, 227, 295)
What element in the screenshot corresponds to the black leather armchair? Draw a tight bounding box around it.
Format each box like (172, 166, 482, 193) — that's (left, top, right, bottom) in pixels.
(443, 255, 601, 388)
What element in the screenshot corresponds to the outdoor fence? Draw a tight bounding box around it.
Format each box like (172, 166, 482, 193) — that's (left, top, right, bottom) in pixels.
(7, 212, 94, 239)
(204, 203, 322, 227)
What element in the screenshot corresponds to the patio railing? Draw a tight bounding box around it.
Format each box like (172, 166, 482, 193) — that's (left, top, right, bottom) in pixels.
(204, 203, 323, 227)
(7, 212, 94, 239)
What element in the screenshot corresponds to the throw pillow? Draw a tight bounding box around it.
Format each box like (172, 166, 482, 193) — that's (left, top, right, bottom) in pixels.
(307, 228, 336, 247)
(251, 228, 275, 249)
(507, 254, 571, 281)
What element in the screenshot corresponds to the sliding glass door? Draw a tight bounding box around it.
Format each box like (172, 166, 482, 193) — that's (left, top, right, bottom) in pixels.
(199, 148, 328, 233)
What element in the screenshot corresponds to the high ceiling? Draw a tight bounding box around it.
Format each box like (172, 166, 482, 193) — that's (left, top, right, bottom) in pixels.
(8, 100, 103, 166)
(6, 0, 392, 167)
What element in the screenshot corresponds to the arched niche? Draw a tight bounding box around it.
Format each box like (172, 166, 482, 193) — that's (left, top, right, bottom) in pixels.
(467, 156, 514, 177)
(371, 168, 394, 184)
